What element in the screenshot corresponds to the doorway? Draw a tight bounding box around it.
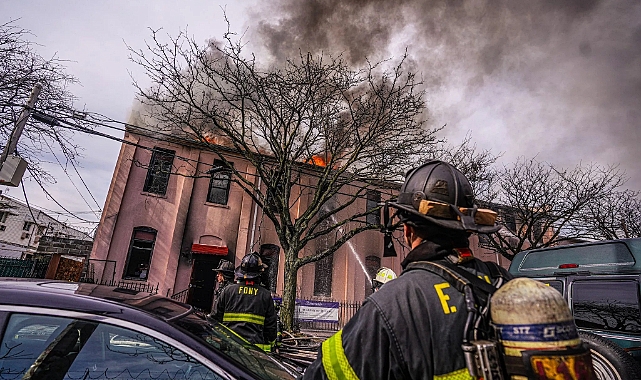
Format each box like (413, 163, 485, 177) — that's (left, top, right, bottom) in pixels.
(187, 255, 222, 312)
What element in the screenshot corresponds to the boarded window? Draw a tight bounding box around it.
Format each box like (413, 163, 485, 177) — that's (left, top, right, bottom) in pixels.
(207, 160, 232, 205)
(123, 227, 157, 281)
(143, 148, 175, 195)
(366, 191, 381, 225)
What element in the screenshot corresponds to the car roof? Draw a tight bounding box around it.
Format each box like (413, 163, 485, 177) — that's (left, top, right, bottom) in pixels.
(509, 238, 641, 276)
(0, 278, 192, 324)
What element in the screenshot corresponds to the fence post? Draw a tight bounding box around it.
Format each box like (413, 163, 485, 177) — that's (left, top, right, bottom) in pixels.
(44, 253, 61, 279)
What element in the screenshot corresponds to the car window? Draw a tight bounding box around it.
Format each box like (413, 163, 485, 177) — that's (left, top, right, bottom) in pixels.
(571, 280, 641, 334)
(519, 242, 635, 270)
(175, 313, 298, 380)
(0, 313, 224, 380)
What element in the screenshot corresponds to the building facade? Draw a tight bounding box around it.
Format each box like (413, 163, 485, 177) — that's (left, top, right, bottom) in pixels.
(91, 127, 509, 312)
(0, 194, 91, 258)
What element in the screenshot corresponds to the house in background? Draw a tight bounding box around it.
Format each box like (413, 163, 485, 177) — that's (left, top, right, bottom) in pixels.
(91, 122, 515, 313)
(0, 194, 92, 258)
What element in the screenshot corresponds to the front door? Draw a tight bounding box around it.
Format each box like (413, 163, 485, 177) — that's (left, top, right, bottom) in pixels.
(188, 255, 221, 312)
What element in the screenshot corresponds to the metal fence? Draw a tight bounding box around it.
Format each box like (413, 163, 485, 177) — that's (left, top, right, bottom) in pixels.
(85, 279, 159, 294)
(0, 256, 51, 278)
(171, 288, 190, 303)
(295, 299, 361, 332)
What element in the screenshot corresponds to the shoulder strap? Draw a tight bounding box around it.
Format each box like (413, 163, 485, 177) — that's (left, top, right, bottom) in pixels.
(404, 260, 499, 305)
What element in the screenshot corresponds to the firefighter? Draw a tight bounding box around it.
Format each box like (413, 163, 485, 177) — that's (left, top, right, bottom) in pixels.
(302, 160, 512, 380)
(213, 259, 234, 297)
(212, 253, 277, 352)
(372, 267, 396, 292)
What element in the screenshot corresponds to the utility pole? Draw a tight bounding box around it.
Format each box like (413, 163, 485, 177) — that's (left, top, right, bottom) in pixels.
(0, 83, 42, 165)
(0, 83, 41, 186)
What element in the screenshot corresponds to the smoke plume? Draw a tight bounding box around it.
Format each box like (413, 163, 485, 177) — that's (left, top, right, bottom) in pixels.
(249, 0, 641, 190)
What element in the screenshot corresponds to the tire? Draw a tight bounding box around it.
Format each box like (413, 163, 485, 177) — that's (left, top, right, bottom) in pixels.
(579, 331, 641, 380)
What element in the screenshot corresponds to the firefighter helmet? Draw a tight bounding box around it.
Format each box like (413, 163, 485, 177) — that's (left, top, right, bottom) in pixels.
(235, 253, 268, 280)
(214, 259, 235, 277)
(372, 267, 397, 291)
(387, 160, 500, 234)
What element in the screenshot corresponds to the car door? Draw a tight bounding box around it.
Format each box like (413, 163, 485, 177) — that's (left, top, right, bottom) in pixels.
(0, 310, 234, 380)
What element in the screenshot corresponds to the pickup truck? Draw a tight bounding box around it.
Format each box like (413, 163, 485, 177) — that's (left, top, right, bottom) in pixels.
(509, 239, 641, 379)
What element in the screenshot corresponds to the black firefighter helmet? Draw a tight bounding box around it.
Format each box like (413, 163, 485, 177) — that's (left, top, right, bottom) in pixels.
(235, 253, 268, 280)
(214, 259, 235, 278)
(383, 160, 500, 253)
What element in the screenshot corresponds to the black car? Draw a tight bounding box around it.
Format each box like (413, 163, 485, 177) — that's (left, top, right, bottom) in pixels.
(0, 278, 299, 380)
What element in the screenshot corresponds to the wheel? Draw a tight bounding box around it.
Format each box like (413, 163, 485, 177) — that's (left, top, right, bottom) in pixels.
(579, 331, 641, 380)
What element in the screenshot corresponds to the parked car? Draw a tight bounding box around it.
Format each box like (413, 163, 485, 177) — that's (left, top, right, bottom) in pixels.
(0, 278, 299, 380)
(509, 238, 641, 379)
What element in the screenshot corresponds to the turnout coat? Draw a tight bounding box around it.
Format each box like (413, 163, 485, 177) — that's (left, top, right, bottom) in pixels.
(303, 238, 511, 380)
(213, 281, 278, 350)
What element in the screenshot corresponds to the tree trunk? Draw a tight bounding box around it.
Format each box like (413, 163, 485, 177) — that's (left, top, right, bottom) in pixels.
(281, 252, 299, 331)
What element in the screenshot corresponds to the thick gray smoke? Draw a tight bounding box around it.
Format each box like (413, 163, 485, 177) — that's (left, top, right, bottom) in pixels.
(249, 0, 641, 190)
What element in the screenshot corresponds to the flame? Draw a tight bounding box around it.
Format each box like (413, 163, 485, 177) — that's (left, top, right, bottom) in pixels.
(306, 155, 327, 167)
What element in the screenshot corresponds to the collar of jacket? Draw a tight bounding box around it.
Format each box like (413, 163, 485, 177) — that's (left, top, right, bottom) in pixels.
(400, 234, 470, 270)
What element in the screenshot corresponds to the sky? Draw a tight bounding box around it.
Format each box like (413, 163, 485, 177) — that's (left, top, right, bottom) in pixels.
(2, 0, 641, 235)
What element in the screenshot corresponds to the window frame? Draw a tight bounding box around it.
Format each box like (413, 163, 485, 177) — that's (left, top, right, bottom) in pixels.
(142, 148, 175, 196)
(366, 190, 381, 225)
(123, 227, 157, 281)
(206, 160, 233, 205)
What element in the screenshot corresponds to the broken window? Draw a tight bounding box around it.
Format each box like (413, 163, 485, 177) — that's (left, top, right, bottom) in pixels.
(123, 227, 157, 281)
(207, 160, 232, 205)
(143, 148, 175, 195)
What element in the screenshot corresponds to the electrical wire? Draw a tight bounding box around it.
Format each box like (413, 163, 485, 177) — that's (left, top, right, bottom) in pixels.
(25, 165, 96, 224)
(20, 178, 39, 226)
(42, 137, 101, 219)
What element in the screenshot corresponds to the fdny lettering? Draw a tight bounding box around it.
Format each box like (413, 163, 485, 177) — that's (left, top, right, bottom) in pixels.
(238, 286, 258, 295)
(434, 283, 457, 314)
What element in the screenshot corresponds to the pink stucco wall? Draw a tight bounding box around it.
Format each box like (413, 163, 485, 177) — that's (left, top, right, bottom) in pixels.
(91, 129, 507, 303)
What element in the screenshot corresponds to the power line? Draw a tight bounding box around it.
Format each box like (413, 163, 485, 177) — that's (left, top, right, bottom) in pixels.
(42, 137, 101, 219)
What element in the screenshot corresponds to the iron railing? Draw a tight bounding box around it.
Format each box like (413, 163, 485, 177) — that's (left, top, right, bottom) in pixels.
(171, 288, 190, 303)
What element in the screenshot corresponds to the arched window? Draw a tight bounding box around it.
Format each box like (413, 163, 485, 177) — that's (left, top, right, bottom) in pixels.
(123, 227, 157, 281)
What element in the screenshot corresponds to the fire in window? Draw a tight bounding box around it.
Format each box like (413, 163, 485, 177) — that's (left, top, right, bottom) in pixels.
(124, 228, 157, 280)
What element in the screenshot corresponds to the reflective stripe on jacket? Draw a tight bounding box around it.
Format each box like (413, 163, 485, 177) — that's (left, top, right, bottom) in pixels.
(302, 241, 512, 380)
(213, 281, 277, 345)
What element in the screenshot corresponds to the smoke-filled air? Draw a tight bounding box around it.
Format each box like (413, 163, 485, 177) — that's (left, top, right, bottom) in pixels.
(249, 0, 641, 189)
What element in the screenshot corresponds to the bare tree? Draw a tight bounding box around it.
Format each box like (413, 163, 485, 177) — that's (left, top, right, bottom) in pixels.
(482, 158, 626, 260)
(0, 20, 83, 182)
(129, 27, 444, 329)
(579, 188, 641, 240)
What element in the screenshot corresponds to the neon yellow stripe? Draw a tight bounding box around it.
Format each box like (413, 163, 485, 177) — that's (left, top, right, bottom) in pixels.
(434, 367, 474, 380)
(223, 312, 265, 325)
(321, 330, 360, 380)
(255, 343, 272, 352)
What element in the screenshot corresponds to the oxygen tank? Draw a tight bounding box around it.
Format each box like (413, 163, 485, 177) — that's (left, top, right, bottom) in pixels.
(491, 278, 596, 380)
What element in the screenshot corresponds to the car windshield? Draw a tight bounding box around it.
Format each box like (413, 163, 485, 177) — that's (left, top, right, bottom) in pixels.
(174, 312, 298, 380)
